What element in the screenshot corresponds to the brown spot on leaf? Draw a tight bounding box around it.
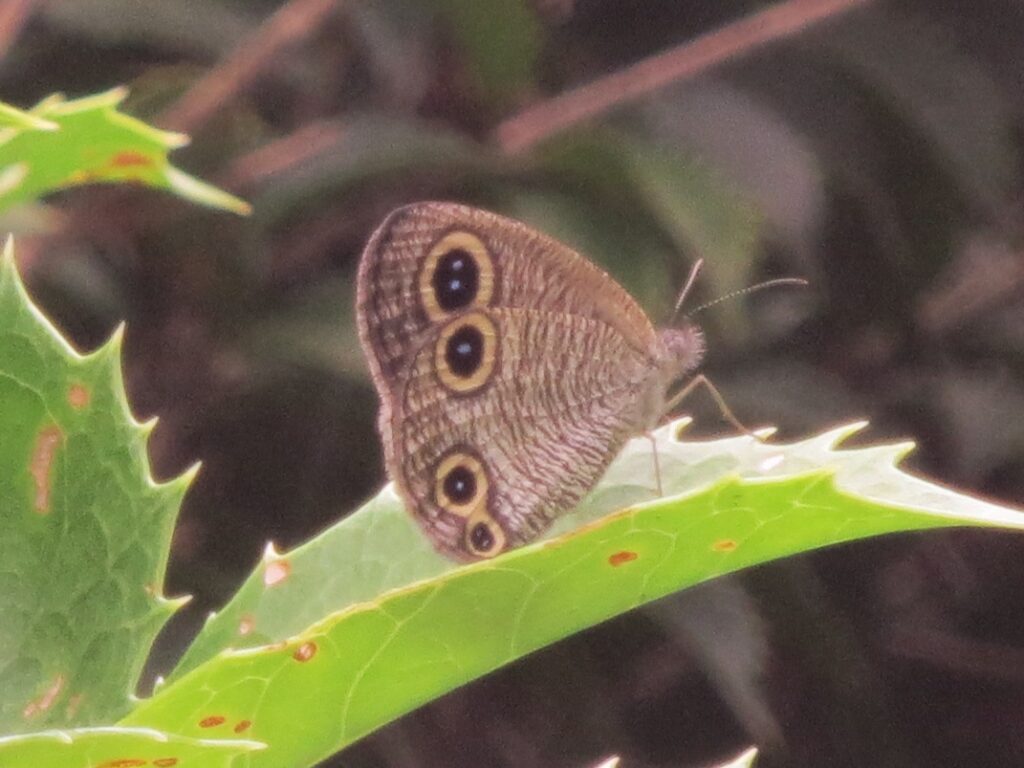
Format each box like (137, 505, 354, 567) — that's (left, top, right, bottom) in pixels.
(234, 719, 252, 733)
(30, 425, 62, 514)
(153, 759, 179, 767)
(97, 760, 146, 768)
(238, 614, 255, 636)
(293, 642, 317, 662)
(608, 551, 638, 567)
(110, 150, 152, 168)
(263, 559, 290, 587)
(22, 673, 64, 718)
(67, 383, 91, 409)
(712, 539, 738, 552)
(198, 715, 226, 728)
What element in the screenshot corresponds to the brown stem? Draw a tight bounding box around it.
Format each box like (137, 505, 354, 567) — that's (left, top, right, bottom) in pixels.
(157, 0, 342, 134)
(494, 0, 873, 153)
(0, 0, 42, 60)
(218, 119, 345, 190)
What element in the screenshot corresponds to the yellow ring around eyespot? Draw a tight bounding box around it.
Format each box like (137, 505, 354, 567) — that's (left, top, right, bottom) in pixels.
(464, 509, 507, 558)
(434, 311, 498, 394)
(434, 450, 488, 518)
(418, 230, 495, 321)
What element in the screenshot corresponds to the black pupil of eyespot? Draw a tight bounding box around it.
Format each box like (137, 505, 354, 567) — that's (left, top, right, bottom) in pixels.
(443, 464, 476, 504)
(445, 324, 484, 377)
(433, 249, 479, 311)
(470, 522, 495, 552)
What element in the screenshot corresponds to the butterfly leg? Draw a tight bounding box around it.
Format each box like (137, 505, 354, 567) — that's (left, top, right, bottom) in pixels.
(664, 374, 764, 441)
(647, 432, 663, 497)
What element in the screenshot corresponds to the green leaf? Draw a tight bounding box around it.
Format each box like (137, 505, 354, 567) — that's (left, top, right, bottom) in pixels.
(130, 420, 1024, 768)
(0, 726, 261, 768)
(431, 0, 542, 102)
(0, 240, 190, 732)
(0, 89, 250, 214)
(716, 747, 758, 768)
(0, 102, 57, 132)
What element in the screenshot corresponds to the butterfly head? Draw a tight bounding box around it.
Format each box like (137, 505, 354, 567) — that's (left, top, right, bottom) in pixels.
(656, 322, 705, 382)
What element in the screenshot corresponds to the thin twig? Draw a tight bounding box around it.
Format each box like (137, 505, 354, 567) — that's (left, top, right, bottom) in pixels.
(494, 0, 873, 153)
(0, 0, 41, 61)
(158, 0, 341, 134)
(219, 119, 345, 190)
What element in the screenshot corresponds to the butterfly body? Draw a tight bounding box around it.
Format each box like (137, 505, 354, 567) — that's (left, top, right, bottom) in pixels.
(357, 202, 704, 559)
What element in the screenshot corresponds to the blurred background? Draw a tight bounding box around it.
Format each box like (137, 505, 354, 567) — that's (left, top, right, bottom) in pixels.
(3, 0, 1024, 765)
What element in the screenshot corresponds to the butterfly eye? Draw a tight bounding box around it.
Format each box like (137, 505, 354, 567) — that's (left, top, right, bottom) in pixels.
(434, 311, 498, 393)
(445, 324, 483, 377)
(466, 518, 505, 561)
(432, 248, 479, 312)
(434, 449, 488, 515)
(432, 446, 506, 559)
(419, 230, 494, 320)
(443, 464, 476, 503)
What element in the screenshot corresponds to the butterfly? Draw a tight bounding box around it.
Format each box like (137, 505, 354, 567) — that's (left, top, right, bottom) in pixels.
(357, 202, 714, 560)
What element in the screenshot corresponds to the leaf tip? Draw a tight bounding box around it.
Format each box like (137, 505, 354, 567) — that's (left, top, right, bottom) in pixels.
(166, 130, 192, 148)
(106, 321, 127, 351)
(262, 541, 284, 561)
(164, 166, 252, 215)
(890, 440, 917, 463)
(665, 416, 693, 441)
(173, 460, 202, 489)
(105, 85, 131, 105)
(728, 747, 759, 767)
(821, 420, 871, 449)
(162, 592, 193, 613)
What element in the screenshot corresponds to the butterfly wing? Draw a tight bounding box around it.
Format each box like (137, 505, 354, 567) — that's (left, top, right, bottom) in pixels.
(357, 202, 662, 559)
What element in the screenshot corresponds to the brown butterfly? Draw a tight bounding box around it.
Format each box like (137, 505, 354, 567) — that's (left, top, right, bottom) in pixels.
(358, 202, 723, 560)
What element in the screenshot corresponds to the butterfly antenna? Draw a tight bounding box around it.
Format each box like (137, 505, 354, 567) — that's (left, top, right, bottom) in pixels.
(687, 277, 808, 318)
(670, 259, 704, 325)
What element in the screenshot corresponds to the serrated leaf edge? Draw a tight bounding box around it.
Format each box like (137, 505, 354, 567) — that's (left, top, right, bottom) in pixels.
(1, 238, 194, 604)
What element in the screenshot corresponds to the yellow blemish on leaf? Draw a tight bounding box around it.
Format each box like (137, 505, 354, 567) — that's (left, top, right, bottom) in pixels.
(293, 641, 317, 662)
(238, 614, 256, 636)
(67, 383, 91, 409)
(30, 425, 62, 513)
(608, 550, 638, 567)
(263, 559, 290, 587)
(22, 673, 64, 718)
